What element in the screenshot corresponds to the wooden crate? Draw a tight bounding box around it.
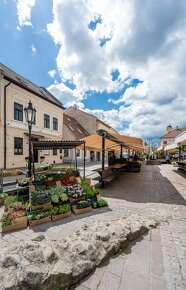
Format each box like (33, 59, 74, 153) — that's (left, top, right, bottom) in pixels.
(14, 216, 28, 224)
(72, 205, 92, 215)
(69, 196, 85, 203)
(29, 216, 51, 227)
(51, 211, 71, 221)
(2, 221, 28, 233)
(31, 202, 52, 211)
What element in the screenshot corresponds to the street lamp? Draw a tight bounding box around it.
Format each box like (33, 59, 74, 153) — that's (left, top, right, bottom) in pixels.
(24, 101, 36, 177)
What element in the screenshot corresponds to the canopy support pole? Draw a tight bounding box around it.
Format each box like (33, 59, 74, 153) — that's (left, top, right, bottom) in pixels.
(102, 133, 105, 170)
(120, 145, 123, 158)
(75, 147, 77, 170)
(83, 142, 85, 179)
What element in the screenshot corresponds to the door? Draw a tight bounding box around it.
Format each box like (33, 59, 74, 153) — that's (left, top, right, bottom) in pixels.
(33, 149, 38, 163)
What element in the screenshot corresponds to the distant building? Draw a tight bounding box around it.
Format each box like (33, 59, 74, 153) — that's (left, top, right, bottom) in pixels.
(160, 125, 186, 147)
(63, 114, 89, 162)
(0, 63, 65, 169)
(64, 106, 119, 162)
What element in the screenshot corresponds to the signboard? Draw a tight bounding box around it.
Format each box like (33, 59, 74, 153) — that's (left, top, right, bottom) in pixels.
(0, 169, 3, 194)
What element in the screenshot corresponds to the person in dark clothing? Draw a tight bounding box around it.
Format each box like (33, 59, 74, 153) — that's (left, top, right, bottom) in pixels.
(133, 154, 138, 161)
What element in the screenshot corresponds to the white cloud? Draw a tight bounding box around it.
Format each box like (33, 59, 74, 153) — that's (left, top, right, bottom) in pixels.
(48, 69, 56, 78)
(47, 0, 186, 138)
(31, 44, 37, 55)
(16, 0, 36, 29)
(47, 82, 84, 108)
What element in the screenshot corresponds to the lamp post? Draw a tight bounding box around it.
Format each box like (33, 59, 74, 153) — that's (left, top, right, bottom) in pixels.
(24, 101, 36, 177)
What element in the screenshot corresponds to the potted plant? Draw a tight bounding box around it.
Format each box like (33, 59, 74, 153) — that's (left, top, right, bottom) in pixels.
(92, 198, 108, 209)
(51, 204, 71, 221)
(50, 186, 69, 205)
(67, 184, 86, 202)
(28, 210, 51, 226)
(72, 200, 92, 215)
(2, 211, 28, 233)
(17, 177, 33, 187)
(30, 190, 52, 210)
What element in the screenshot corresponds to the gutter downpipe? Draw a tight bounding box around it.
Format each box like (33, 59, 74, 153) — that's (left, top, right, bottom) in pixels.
(4, 80, 11, 169)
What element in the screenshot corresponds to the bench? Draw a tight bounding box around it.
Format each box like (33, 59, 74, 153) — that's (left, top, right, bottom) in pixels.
(93, 167, 119, 188)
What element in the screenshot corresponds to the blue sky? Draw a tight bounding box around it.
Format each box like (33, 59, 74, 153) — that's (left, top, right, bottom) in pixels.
(0, 0, 186, 139)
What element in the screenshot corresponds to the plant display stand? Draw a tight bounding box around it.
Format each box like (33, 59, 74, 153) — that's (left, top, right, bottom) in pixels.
(2, 221, 28, 233)
(29, 216, 51, 227)
(72, 205, 92, 215)
(51, 211, 71, 221)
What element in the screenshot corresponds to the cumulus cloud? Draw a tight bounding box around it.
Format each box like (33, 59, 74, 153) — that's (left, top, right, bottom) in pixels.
(48, 69, 56, 78)
(16, 0, 36, 29)
(47, 82, 84, 108)
(47, 0, 186, 138)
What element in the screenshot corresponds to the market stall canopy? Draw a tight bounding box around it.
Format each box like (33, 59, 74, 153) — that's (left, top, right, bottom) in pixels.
(78, 132, 144, 152)
(32, 140, 85, 150)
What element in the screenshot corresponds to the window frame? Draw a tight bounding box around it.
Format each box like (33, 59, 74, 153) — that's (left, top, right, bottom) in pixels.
(14, 137, 23, 155)
(14, 102, 23, 122)
(53, 117, 58, 131)
(53, 149, 57, 156)
(44, 114, 50, 129)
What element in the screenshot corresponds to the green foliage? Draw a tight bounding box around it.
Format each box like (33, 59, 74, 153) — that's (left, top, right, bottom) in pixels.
(4, 195, 18, 206)
(76, 200, 90, 209)
(92, 198, 108, 208)
(80, 181, 94, 198)
(30, 190, 50, 206)
(28, 210, 51, 221)
(50, 187, 68, 203)
(50, 204, 71, 215)
(2, 212, 14, 226)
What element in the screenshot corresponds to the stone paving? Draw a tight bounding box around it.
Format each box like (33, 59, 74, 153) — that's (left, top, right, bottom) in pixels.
(0, 163, 186, 290)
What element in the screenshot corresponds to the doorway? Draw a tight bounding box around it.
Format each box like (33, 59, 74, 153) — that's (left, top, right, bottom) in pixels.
(33, 149, 38, 163)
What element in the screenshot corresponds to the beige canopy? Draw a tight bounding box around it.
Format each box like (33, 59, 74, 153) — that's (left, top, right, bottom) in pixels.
(77, 134, 144, 152)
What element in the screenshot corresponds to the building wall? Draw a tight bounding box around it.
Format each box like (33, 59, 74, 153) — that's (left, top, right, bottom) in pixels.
(96, 122, 118, 135)
(160, 137, 175, 147)
(66, 108, 97, 135)
(0, 79, 64, 169)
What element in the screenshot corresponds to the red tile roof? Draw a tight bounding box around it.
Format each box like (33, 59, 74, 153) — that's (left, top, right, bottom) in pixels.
(160, 128, 186, 139)
(63, 114, 89, 140)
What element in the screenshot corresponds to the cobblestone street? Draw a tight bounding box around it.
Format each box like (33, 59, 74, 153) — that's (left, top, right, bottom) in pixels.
(0, 163, 185, 290)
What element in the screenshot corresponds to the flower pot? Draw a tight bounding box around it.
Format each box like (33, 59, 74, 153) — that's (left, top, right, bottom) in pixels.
(14, 216, 28, 224)
(29, 216, 51, 227)
(31, 202, 52, 211)
(72, 205, 92, 215)
(51, 211, 71, 221)
(2, 221, 28, 233)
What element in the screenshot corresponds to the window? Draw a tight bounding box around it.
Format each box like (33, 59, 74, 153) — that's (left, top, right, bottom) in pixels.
(64, 149, 69, 157)
(60, 149, 62, 154)
(77, 128, 83, 133)
(14, 137, 23, 155)
(76, 150, 80, 157)
(53, 149, 57, 155)
(44, 114, 50, 128)
(14, 102, 23, 121)
(53, 117, 58, 131)
(44, 150, 49, 155)
(163, 141, 167, 145)
(33, 114, 36, 125)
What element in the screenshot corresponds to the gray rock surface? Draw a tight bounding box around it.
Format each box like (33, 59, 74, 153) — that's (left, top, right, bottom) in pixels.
(0, 214, 157, 290)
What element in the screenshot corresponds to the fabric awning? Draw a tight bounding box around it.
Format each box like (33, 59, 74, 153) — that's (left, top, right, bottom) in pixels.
(78, 133, 144, 152)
